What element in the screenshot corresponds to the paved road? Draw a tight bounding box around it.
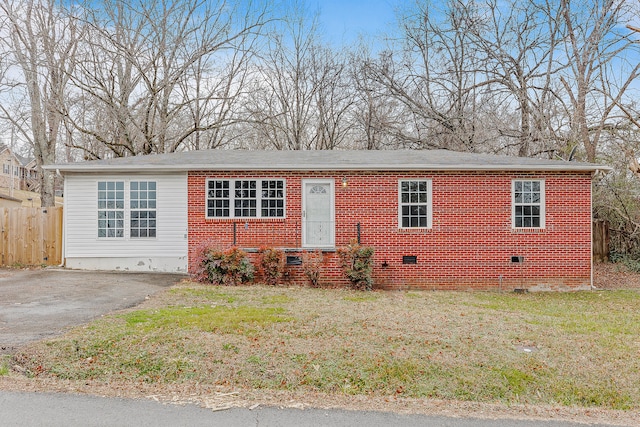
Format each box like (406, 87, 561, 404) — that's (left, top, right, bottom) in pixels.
(0, 269, 184, 353)
(0, 391, 624, 427)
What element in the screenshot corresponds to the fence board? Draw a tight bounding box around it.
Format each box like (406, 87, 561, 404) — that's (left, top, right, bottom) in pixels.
(593, 220, 609, 263)
(0, 207, 62, 266)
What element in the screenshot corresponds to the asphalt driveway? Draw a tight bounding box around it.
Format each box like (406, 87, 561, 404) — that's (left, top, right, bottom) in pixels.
(0, 269, 185, 353)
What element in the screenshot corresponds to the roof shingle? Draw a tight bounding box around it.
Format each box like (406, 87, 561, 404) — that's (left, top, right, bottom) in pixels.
(45, 149, 610, 173)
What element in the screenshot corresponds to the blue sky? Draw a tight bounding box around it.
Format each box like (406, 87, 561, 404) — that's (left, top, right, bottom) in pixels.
(314, 0, 398, 46)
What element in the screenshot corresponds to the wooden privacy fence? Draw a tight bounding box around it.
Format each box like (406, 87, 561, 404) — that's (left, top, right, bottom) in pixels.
(593, 220, 609, 263)
(0, 207, 63, 266)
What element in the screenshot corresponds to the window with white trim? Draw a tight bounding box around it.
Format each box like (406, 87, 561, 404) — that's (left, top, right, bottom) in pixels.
(98, 181, 125, 237)
(234, 180, 257, 217)
(207, 180, 230, 217)
(206, 179, 285, 218)
(130, 181, 157, 238)
(513, 180, 545, 228)
(399, 180, 432, 228)
(261, 180, 285, 217)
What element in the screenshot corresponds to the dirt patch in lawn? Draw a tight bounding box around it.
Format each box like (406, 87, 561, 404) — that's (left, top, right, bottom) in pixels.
(594, 262, 640, 289)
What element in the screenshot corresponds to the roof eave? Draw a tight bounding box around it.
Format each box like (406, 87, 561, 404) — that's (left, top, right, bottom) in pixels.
(44, 165, 191, 173)
(45, 163, 611, 173)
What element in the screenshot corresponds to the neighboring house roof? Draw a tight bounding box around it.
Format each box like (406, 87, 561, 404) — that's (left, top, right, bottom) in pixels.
(15, 153, 35, 167)
(0, 147, 7, 156)
(0, 145, 36, 167)
(45, 149, 611, 173)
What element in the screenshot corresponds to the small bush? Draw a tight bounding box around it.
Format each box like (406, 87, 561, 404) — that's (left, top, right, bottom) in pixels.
(622, 257, 640, 273)
(609, 251, 624, 264)
(189, 240, 218, 282)
(194, 246, 254, 286)
(302, 250, 323, 287)
(337, 241, 375, 291)
(259, 247, 285, 286)
(610, 253, 640, 273)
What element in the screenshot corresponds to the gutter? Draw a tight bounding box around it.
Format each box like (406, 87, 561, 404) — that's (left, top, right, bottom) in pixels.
(44, 164, 613, 174)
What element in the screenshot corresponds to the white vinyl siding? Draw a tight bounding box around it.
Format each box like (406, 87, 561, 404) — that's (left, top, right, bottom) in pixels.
(64, 172, 187, 271)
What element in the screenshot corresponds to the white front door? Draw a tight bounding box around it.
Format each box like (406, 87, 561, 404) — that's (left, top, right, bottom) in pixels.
(302, 179, 334, 248)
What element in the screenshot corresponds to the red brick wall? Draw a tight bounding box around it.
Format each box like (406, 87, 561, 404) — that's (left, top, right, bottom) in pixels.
(188, 170, 593, 290)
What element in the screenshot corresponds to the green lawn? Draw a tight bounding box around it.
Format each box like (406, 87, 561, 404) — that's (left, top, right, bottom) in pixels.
(12, 285, 640, 410)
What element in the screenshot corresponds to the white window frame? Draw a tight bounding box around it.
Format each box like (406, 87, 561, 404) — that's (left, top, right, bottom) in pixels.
(398, 179, 433, 229)
(206, 178, 286, 219)
(97, 181, 125, 238)
(130, 181, 157, 238)
(512, 179, 545, 229)
(97, 180, 158, 239)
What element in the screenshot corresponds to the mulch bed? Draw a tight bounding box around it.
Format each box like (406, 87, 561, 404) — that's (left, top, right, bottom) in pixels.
(593, 262, 640, 290)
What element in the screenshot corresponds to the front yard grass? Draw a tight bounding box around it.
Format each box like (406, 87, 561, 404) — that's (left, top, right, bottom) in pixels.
(12, 284, 640, 410)
(0, 355, 10, 376)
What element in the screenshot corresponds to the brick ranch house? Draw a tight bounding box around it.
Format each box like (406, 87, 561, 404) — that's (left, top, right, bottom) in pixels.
(47, 150, 609, 290)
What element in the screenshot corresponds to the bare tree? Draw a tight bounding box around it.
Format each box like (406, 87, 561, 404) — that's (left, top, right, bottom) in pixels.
(178, 25, 261, 151)
(66, 0, 269, 158)
(360, 0, 488, 151)
(558, 0, 640, 162)
(309, 44, 355, 149)
(466, 0, 565, 157)
(0, 0, 83, 206)
(246, 2, 321, 150)
(245, 1, 358, 150)
(347, 42, 405, 150)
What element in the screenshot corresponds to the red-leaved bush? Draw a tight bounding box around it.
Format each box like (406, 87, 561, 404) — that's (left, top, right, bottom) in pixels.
(191, 244, 254, 286)
(302, 250, 323, 287)
(258, 246, 285, 286)
(337, 241, 375, 291)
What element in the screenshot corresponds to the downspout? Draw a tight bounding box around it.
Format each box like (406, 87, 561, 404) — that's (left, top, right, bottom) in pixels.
(590, 171, 594, 290)
(9, 126, 15, 197)
(590, 166, 612, 290)
(59, 169, 66, 268)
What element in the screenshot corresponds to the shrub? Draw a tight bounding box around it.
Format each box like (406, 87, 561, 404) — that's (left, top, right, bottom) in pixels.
(337, 241, 375, 291)
(189, 240, 217, 283)
(258, 247, 285, 286)
(194, 246, 254, 286)
(302, 250, 323, 287)
(612, 253, 640, 273)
